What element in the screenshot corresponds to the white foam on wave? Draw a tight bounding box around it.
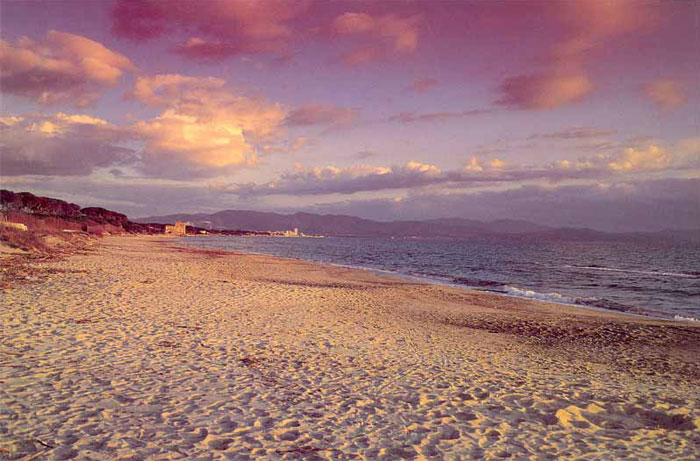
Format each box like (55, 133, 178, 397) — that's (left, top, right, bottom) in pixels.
(674, 314, 700, 323)
(504, 285, 576, 304)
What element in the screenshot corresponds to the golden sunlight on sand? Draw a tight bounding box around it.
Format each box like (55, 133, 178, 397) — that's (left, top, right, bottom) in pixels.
(1, 236, 698, 459)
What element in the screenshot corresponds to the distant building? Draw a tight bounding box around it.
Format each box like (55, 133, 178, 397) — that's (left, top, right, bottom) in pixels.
(266, 227, 323, 238)
(165, 221, 188, 236)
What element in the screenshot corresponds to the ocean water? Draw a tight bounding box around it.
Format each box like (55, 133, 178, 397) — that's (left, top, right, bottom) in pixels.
(179, 235, 700, 321)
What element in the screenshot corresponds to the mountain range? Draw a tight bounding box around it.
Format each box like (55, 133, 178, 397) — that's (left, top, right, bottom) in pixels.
(138, 210, 699, 242)
(3, 188, 695, 242)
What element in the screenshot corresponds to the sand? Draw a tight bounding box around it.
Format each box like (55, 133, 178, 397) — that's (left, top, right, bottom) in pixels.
(1, 235, 698, 460)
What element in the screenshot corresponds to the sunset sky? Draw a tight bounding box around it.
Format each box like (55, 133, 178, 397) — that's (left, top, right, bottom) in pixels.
(1, 0, 698, 231)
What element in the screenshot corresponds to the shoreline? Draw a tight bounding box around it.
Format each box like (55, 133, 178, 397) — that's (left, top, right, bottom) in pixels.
(288, 261, 685, 323)
(2, 235, 699, 459)
(175, 236, 696, 324)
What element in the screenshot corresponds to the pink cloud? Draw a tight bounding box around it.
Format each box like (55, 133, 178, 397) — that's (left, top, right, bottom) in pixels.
(340, 47, 379, 66)
(0, 30, 136, 107)
(128, 74, 287, 176)
(376, 14, 421, 53)
(497, 73, 593, 110)
(496, 1, 657, 110)
(332, 11, 421, 65)
(332, 12, 420, 53)
(643, 79, 687, 113)
(127, 74, 227, 107)
(174, 38, 240, 60)
(547, 1, 658, 65)
(556, 0, 657, 38)
(332, 12, 375, 35)
(112, 0, 309, 59)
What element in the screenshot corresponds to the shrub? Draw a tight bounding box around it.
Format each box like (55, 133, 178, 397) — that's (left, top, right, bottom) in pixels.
(0, 227, 50, 252)
(2, 211, 83, 233)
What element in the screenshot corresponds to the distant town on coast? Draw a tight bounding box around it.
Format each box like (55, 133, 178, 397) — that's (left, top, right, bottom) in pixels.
(0, 189, 323, 240)
(2, 189, 698, 245)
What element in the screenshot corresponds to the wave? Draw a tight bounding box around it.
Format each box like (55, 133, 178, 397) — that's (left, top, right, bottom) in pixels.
(674, 314, 700, 323)
(500, 286, 700, 322)
(504, 286, 576, 304)
(565, 265, 700, 279)
(574, 297, 636, 313)
(179, 236, 698, 321)
(603, 284, 700, 297)
(502, 285, 650, 315)
(452, 277, 506, 288)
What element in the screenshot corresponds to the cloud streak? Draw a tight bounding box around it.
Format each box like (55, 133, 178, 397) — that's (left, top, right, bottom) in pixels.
(529, 127, 618, 140)
(223, 142, 688, 197)
(388, 109, 490, 123)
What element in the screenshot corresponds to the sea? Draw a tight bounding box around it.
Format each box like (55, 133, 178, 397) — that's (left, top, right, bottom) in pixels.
(178, 235, 700, 322)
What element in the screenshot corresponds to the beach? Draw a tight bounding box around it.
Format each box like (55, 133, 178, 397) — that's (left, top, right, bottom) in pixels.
(1, 235, 699, 460)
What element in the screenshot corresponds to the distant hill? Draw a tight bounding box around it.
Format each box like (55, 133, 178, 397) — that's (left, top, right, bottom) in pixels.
(136, 210, 552, 237)
(1, 189, 164, 234)
(137, 209, 699, 242)
(3, 189, 695, 242)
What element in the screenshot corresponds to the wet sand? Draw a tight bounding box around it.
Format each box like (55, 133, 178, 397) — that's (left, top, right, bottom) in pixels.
(1, 235, 699, 460)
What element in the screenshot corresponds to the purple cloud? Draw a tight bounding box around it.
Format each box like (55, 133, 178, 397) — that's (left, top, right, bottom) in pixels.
(389, 109, 490, 123)
(223, 140, 688, 197)
(529, 126, 618, 140)
(0, 114, 134, 176)
(285, 104, 358, 126)
(112, 0, 309, 59)
(0, 30, 136, 107)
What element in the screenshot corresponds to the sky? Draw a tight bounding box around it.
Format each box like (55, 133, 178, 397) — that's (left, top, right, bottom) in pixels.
(1, 0, 698, 232)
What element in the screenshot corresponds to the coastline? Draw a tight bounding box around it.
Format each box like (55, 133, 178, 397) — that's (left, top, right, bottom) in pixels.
(2, 235, 699, 459)
(176, 236, 697, 323)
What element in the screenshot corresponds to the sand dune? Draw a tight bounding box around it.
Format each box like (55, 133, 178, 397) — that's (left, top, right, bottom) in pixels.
(1, 236, 698, 460)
